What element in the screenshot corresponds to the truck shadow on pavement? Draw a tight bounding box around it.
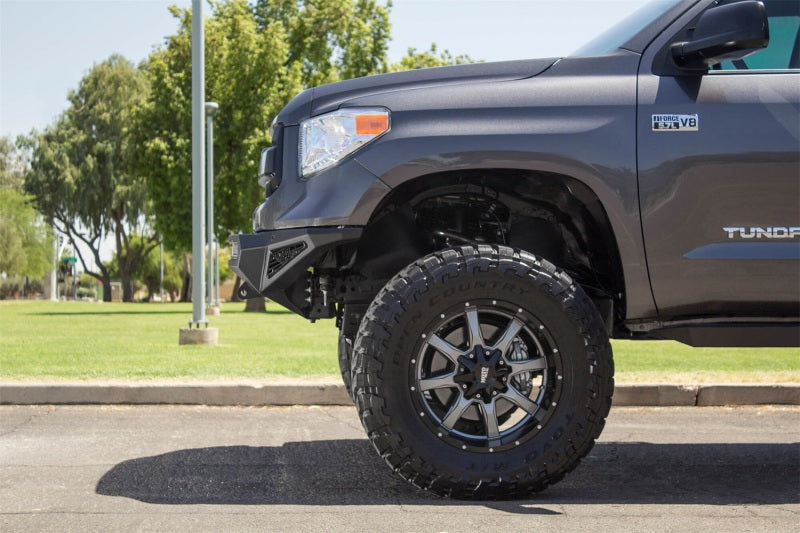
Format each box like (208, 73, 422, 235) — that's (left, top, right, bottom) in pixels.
(96, 439, 799, 509)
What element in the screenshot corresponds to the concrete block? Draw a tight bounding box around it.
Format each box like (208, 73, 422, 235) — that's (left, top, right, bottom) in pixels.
(179, 327, 218, 345)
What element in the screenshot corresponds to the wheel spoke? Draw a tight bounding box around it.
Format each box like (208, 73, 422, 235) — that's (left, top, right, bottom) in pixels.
(501, 385, 539, 415)
(465, 308, 483, 347)
(509, 357, 547, 375)
(491, 318, 524, 355)
(427, 334, 463, 364)
(478, 401, 500, 440)
(419, 372, 457, 392)
(441, 395, 474, 429)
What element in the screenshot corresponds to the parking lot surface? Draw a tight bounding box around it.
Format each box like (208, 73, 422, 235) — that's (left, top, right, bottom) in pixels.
(1, 404, 798, 532)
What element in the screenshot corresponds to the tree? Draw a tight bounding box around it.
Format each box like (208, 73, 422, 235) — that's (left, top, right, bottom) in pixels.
(135, 0, 393, 253)
(0, 189, 53, 278)
(0, 138, 53, 279)
(24, 56, 157, 301)
(0, 136, 26, 189)
(134, 1, 470, 303)
(390, 44, 474, 71)
(134, 2, 299, 254)
(254, 0, 391, 86)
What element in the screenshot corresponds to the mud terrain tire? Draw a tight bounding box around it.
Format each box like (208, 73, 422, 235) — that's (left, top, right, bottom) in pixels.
(351, 245, 614, 499)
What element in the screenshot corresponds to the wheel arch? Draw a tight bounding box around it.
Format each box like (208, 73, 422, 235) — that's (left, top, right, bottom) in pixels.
(352, 167, 629, 333)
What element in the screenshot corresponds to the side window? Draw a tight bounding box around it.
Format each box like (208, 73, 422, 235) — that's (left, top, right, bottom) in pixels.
(716, 0, 800, 70)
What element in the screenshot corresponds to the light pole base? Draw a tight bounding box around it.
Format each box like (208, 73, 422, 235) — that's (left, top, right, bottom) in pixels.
(206, 306, 220, 316)
(179, 327, 218, 346)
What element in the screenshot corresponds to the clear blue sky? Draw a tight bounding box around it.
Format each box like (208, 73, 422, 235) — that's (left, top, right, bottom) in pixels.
(1, 0, 651, 141)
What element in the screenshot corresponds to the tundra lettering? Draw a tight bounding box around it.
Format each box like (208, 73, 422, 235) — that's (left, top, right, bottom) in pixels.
(724, 227, 800, 239)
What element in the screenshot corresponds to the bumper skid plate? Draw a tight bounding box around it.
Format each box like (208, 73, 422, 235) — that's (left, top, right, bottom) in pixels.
(228, 227, 362, 313)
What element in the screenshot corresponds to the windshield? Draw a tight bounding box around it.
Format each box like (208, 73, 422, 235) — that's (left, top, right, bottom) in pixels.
(572, 0, 686, 56)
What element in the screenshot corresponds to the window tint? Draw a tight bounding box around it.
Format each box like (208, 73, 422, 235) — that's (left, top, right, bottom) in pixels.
(716, 0, 800, 70)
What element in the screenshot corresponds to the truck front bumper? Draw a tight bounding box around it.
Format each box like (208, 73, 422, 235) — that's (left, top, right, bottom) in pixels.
(229, 226, 362, 316)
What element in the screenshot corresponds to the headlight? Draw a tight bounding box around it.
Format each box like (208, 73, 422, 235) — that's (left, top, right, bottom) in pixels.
(299, 107, 390, 177)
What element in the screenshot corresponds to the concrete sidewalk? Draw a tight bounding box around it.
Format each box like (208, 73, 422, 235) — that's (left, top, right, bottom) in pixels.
(1, 381, 798, 406)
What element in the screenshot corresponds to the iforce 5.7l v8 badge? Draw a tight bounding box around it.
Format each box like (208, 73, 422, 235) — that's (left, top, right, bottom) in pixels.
(652, 114, 699, 131)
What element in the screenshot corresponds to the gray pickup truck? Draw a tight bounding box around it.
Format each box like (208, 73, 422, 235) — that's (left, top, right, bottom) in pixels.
(230, 0, 799, 498)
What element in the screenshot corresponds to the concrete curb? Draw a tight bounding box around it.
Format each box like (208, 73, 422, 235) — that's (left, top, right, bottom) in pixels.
(696, 385, 800, 406)
(613, 385, 699, 406)
(0, 381, 350, 406)
(1, 382, 798, 407)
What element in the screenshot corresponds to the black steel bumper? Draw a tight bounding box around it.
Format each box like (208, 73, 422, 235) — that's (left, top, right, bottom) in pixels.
(228, 227, 362, 315)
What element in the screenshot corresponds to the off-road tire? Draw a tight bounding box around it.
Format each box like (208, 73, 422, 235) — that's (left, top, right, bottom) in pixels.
(338, 330, 353, 397)
(351, 245, 614, 499)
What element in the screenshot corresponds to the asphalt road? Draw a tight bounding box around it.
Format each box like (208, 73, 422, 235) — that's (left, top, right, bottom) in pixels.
(1, 405, 798, 532)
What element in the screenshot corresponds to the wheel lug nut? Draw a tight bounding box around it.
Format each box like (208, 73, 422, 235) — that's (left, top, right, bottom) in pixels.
(492, 391, 498, 396)
(461, 384, 467, 389)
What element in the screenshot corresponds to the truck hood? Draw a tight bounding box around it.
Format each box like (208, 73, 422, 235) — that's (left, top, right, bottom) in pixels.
(276, 57, 559, 125)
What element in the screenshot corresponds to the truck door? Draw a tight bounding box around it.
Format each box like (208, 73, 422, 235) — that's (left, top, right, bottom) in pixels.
(637, 0, 800, 319)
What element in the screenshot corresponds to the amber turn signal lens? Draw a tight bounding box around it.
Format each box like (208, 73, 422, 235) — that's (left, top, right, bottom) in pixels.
(355, 114, 389, 135)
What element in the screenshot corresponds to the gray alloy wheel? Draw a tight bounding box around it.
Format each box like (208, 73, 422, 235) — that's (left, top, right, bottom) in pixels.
(411, 303, 554, 453)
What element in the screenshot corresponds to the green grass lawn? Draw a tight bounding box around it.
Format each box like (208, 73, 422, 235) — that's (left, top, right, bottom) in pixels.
(0, 300, 338, 380)
(0, 300, 797, 382)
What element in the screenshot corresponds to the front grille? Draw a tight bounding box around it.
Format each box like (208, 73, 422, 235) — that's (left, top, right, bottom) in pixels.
(265, 241, 307, 280)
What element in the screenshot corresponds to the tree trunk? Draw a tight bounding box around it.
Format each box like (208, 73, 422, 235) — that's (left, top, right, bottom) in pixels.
(244, 297, 266, 313)
(121, 273, 135, 302)
(102, 274, 112, 302)
(59, 225, 111, 302)
(180, 253, 191, 302)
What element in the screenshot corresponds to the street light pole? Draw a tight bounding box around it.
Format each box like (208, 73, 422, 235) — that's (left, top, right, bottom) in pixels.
(215, 237, 220, 306)
(205, 101, 219, 313)
(190, 0, 206, 326)
(179, 0, 217, 345)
